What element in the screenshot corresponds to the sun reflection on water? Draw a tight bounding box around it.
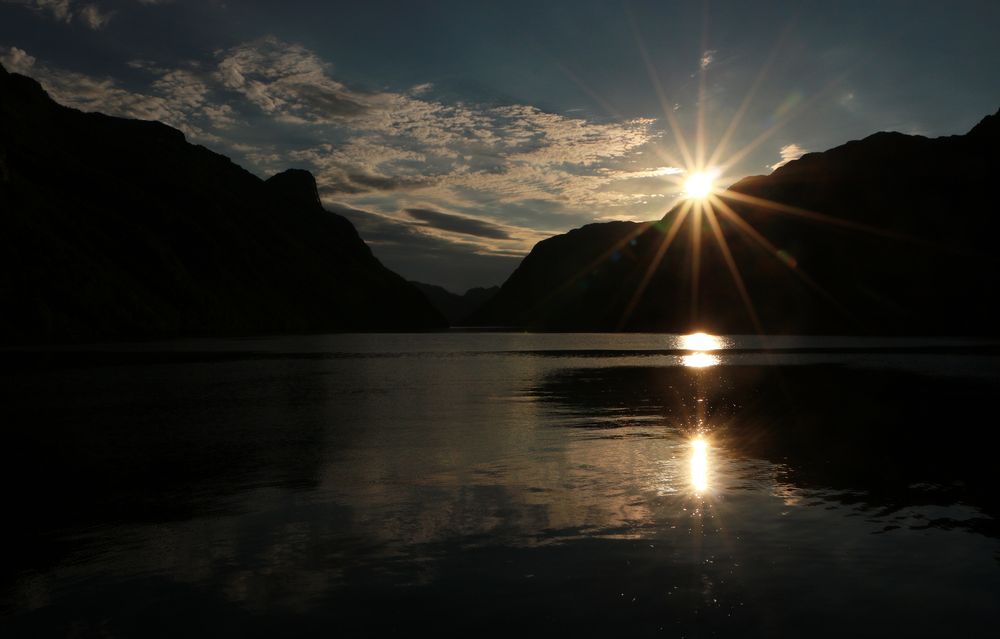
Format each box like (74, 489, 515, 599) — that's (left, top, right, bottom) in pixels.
(680, 332, 723, 351)
(690, 437, 710, 494)
(682, 352, 720, 368)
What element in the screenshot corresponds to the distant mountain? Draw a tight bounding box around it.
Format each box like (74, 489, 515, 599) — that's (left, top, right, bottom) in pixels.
(410, 282, 499, 325)
(466, 221, 646, 329)
(0, 63, 445, 342)
(470, 108, 1000, 335)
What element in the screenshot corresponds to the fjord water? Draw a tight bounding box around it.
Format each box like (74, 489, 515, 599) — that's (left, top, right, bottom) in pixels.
(2, 334, 999, 636)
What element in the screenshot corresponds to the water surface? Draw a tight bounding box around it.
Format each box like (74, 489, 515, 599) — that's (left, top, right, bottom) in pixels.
(2, 333, 999, 636)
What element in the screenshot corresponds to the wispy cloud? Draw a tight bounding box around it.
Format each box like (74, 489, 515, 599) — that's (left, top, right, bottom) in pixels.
(214, 38, 369, 124)
(770, 143, 807, 170)
(4, 0, 115, 29)
(77, 3, 112, 29)
(3, 38, 671, 207)
(330, 203, 531, 259)
(700, 49, 716, 70)
(0, 46, 35, 73)
(2, 46, 227, 140)
(4, 0, 71, 22)
(3, 37, 680, 283)
(405, 208, 513, 240)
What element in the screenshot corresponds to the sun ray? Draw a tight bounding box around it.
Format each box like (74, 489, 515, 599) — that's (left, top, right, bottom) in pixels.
(690, 200, 703, 324)
(708, 195, 859, 324)
(551, 59, 627, 122)
(617, 201, 692, 329)
(545, 51, 689, 198)
(648, 146, 695, 181)
(703, 204, 764, 333)
(719, 186, 990, 261)
(716, 189, 920, 242)
(717, 73, 850, 173)
(715, 12, 945, 178)
(515, 220, 660, 322)
(624, 5, 696, 169)
(510, 10, 981, 338)
(706, 20, 795, 169)
(695, 3, 711, 169)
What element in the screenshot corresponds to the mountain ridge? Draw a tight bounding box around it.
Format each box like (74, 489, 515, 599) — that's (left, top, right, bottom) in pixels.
(0, 62, 446, 342)
(470, 108, 1000, 334)
(409, 282, 500, 325)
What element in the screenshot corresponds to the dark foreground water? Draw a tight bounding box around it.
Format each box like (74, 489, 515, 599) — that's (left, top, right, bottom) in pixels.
(2, 333, 999, 637)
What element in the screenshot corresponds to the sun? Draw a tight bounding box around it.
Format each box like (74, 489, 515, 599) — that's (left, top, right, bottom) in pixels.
(684, 171, 716, 199)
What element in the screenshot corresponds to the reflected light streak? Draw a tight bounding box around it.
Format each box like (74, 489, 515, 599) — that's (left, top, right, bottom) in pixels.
(682, 352, 720, 368)
(690, 437, 710, 494)
(680, 332, 722, 351)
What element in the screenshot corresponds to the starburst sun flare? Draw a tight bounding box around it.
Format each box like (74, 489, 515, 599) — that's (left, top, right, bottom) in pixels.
(683, 171, 717, 199)
(564, 15, 919, 337)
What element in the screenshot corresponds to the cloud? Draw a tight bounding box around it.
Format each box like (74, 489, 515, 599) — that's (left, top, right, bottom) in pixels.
(151, 69, 235, 126)
(700, 49, 716, 70)
(328, 203, 524, 290)
(405, 208, 513, 240)
(3, 0, 71, 22)
(35, 0, 71, 21)
(347, 172, 433, 192)
(5, 37, 677, 285)
(4, 0, 114, 29)
(330, 203, 520, 260)
(1, 45, 228, 141)
(770, 143, 807, 170)
(331, 204, 472, 251)
(839, 90, 859, 114)
(6, 38, 666, 212)
(77, 3, 112, 29)
(215, 37, 368, 123)
(206, 38, 666, 212)
(0, 46, 36, 73)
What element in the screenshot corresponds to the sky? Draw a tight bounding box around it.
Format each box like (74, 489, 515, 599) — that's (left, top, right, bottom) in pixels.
(3, 1, 1000, 292)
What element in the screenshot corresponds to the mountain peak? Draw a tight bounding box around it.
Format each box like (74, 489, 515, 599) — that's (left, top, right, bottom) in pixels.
(968, 107, 1000, 139)
(0, 70, 445, 340)
(265, 168, 322, 209)
(1, 63, 50, 103)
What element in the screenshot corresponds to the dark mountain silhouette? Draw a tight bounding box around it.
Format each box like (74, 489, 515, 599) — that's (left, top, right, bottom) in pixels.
(470, 108, 1000, 334)
(0, 63, 445, 342)
(410, 282, 500, 325)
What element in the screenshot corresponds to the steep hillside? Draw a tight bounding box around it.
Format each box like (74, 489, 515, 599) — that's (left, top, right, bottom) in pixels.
(410, 282, 499, 325)
(471, 108, 1000, 334)
(0, 63, 445, 342)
